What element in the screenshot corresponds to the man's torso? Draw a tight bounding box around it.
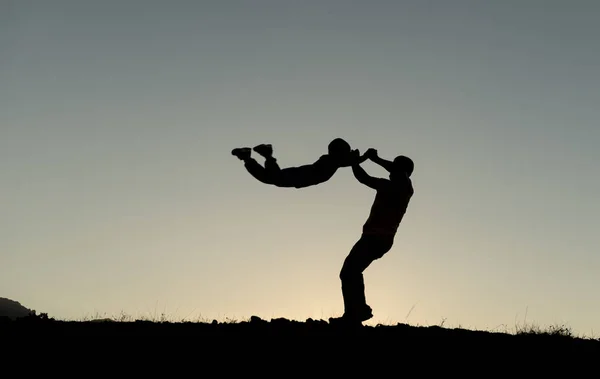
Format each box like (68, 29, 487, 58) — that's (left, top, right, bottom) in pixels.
(362, 178, 414, 236)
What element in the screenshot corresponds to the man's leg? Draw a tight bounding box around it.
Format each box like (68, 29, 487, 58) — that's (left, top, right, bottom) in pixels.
(333, 234, 394, 323)
(339, 237, 376, 321)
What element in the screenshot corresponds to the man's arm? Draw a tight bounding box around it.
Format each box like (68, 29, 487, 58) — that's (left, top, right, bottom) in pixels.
(352, 163, 385, 190)
(365, 149, 394, 172)
(371, 155, 394, 172)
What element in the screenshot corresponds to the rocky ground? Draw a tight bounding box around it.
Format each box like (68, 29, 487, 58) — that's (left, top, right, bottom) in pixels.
(2, 312, 597, 372)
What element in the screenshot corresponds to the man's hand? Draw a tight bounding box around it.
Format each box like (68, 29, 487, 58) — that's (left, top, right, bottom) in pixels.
(357, 149, 370, 164)
(365, 148, 378, 160)
(351, 149, 371, 165)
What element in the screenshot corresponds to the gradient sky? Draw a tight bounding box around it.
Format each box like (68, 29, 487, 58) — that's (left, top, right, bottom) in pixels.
(2, 0, 598, 335)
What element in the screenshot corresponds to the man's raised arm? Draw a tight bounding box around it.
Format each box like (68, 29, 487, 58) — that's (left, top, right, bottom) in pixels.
(352, 163, 384, 190)
(366, 148, 394, 172)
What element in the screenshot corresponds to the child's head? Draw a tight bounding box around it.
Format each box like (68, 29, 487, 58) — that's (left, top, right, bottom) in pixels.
(390, 155, 414, 180)
(327, 138, 351, 158)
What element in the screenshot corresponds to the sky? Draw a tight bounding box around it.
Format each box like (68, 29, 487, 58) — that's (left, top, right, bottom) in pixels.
(1, 0, 598, 336)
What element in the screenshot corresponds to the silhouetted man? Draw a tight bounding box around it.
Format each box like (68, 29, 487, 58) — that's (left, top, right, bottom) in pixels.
(231, 138, 367, 189)
(329, 148, 415, 326)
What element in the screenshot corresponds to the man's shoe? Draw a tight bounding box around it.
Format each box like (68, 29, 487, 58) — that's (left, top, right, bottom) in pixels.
(328, 305, 373, 326)
(328, 315, 363, 327)
(357, 305, 373, 322)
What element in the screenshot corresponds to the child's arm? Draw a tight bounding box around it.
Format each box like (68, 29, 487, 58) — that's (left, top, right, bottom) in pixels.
(352, 163, 386, 190)
(337, 149, 368, 167)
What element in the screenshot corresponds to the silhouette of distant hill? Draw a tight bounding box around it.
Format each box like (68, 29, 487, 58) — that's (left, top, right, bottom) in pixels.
(0, 297, 32, 319)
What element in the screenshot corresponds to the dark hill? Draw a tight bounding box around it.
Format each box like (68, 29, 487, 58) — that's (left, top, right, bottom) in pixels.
(0, 297, 32, 320)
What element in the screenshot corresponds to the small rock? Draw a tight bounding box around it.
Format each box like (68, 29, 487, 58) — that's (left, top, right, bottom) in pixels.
(250, 315, 264, 323)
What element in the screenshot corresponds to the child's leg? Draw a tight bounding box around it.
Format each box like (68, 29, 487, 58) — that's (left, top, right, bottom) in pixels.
(243, 158, 275, 185)
(232, 147, 274, 185)
(253, 144, 289, 186)
(253, 144, 280, 175)
(264, 157, 281, 176)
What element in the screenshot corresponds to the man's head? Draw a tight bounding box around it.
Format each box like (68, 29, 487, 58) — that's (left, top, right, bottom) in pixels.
(390, 155, 414, 180)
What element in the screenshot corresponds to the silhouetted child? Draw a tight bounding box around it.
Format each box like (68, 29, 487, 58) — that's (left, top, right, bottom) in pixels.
(329, 148, 414, 326)
(231, 138, 367, 189)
